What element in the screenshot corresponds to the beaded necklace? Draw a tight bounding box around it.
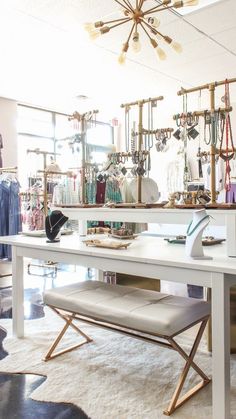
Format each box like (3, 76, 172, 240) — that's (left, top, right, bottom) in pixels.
(186, 215, 210, 236)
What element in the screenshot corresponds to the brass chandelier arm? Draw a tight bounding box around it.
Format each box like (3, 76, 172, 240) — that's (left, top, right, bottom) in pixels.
(103, 17, 134, 25)
(144, 3, 177, 16)
(126, 22, 136, 44)
(142, 19, 165, 39)
(140, 21, 153, 42)
(114, 0, 133, 13)
(124, 0, 134, 10)
(138, 0, 145, 9)
(142, 2, 170, 16)
(109, 17, 132, 31)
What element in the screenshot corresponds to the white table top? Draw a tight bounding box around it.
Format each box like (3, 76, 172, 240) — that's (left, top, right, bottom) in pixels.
(1, 233, 236, 276)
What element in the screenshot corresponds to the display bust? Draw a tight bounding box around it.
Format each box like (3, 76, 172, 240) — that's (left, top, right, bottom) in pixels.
(45, 210, 68, 243)
(185, 209, 212, 260)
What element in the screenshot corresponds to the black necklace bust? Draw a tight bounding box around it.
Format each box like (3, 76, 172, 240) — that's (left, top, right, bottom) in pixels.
(45, 210, 68, 243)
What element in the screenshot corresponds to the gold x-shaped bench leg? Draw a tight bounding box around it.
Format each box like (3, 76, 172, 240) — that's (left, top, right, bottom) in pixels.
(163, 319, 211, 416)
(43, 307, 93, 362)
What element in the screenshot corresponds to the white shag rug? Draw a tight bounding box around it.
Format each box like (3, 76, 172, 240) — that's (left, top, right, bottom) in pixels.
(0, 310, 236, 419)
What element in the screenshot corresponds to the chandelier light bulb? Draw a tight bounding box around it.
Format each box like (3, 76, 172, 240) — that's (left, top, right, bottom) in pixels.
(147, 16, 160, 28)
(121, 8, 132, 17)
(155, 46, 166, 61)
(171, 41, 182, 53)
(84, 22, 95, 32)
(183, 0, 199, 5)
(173, 0, 198, 7)
(89, 30, 101, 40)
(132, 32, 141, 53)
(118, 51, 127, 65)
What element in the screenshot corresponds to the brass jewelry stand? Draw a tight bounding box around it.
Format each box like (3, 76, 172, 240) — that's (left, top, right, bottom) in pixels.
(177, 77, 236, 205)
(68, 110, 99, 205)
(121, 95, 164, 203)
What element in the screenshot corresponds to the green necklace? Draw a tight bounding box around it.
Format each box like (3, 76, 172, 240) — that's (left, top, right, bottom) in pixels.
(187, 215, 210, 236)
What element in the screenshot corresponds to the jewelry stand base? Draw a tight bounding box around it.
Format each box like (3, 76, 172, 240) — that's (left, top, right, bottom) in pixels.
(46, 239, 60, 243)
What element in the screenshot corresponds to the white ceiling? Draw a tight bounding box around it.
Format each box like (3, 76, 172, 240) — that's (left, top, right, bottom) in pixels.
(0, 0, 235, 118)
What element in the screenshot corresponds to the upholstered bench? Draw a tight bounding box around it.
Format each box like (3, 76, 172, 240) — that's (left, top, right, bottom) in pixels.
(43, 280, 211, 416)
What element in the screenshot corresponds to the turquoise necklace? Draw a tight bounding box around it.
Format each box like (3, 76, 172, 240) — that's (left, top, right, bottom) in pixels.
(187, 215, 210, 236)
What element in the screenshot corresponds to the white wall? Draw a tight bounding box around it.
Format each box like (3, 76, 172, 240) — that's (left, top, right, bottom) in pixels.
(0, 97, 18, 167)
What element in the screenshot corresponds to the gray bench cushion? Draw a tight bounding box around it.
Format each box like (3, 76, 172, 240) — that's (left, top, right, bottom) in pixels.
(43, 281, 210, 337)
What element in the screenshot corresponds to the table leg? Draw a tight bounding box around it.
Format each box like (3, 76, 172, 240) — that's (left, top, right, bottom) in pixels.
(95, 270, 104, 281)
(12, 247, 24, 338)
(211, 273, 231, 419)
(79, 219, 87, 236)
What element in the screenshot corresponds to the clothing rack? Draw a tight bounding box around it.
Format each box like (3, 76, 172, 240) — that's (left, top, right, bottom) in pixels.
(27, 149, 60, 216)
(177, 77, 236, 204)
(0, 166, 18, 173)
(0, 166, 21, 260)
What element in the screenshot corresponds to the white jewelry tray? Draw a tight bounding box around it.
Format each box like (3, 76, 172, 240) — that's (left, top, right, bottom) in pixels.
(21, 229, 73, 238)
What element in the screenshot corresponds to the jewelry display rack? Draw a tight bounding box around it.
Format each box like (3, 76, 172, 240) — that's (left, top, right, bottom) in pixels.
(27, 148, 60, 216)
(120, 95, 174, 204)
(177, 77, 236, 205)
(68, 109, 99, 205)
(121, 96, 164, 204)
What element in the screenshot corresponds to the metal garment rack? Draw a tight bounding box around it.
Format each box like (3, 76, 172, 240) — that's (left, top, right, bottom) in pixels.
(0, 167, 18, 280)
(177, 77, 236, 204)
(27, 149, 60, 216)
(0, 166, 18, 173)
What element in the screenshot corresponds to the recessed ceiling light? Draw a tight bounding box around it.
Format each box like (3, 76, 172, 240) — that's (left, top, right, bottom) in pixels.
(178, 0, 222, 15)
(75, 95, 89, 100)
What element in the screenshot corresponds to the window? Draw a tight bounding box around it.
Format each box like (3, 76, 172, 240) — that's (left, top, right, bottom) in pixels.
(17, 105, 113, 188)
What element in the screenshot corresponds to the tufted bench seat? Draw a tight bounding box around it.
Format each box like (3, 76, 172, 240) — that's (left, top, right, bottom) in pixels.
(43, 280, 211, 416)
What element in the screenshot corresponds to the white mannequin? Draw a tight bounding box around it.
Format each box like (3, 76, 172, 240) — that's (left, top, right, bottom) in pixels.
(185, 209, 213, 260)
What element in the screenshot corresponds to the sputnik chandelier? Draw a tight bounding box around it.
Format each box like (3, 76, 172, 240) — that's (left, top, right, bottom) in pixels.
(84, 0, 198, 64)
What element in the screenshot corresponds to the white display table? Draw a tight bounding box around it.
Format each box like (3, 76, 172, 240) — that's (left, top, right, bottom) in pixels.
(0, 233, 235, 419)
(55, 206, 236, 256)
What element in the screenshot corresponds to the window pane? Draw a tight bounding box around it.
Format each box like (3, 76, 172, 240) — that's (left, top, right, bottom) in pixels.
(55, 114, 75, 139)
(18, 134, 54, 189)
(18, 106, 53, 137)
(87, 124, 113, 146)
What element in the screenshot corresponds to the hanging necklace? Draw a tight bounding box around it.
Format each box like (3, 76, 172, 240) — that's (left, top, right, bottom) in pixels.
(186, 215, 210, 236)
(48, 214, 65, 233)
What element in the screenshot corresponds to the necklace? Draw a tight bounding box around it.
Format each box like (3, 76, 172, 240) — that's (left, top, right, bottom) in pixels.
(48, 214, 65, 233)
(187, 215, 210, 236)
